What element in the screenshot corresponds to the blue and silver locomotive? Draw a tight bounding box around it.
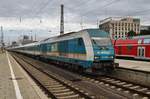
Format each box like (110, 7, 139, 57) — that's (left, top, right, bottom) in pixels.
(11, 29, 116, 72)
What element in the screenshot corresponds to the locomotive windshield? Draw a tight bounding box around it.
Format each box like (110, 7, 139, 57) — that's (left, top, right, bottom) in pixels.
(92, 37, 112, 46)
(87, 29, 109, 38)
(87, 29, 112, 46)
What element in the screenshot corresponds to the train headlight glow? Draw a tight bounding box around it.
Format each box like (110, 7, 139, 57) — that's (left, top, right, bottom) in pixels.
(94, 56, 99, 59)
(97, 51, 100, 54)
(109, 56, 114, 58)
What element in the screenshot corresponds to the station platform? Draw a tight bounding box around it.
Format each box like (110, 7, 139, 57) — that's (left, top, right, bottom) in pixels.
(0, 52, 48, 99)
(115, 59, 150, 72)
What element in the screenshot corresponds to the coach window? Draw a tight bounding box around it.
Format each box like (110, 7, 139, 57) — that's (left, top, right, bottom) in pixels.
(51, 43, 58, 51)
(144, 39, 150, 44)
(47, 44, 51, 51)
(142, 48, 145, 57)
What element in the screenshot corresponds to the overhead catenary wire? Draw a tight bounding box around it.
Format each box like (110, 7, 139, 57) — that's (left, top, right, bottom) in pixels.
(32, 0, 54, 17)
(18, 0, 150, 33)
(81, 0, 122, 16)
(68, 0, 122, 21)
(63, 0, 122, 30)
(26, 0, 122, 28)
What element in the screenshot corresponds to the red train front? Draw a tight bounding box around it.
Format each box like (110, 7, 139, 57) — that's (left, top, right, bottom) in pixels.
(112, 37, 150, 60)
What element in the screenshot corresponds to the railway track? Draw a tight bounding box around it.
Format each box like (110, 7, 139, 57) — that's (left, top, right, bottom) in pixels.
(11, 52, 150, 99)
(82, 74, 150, 99)
(12, 53, 95, 99)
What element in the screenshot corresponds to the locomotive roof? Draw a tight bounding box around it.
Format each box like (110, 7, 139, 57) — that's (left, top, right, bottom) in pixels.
(12, 28, 108, 48)
(41, 32, 77, 41)
(39, 29, 86, 43)
(40, 28, 108, 43)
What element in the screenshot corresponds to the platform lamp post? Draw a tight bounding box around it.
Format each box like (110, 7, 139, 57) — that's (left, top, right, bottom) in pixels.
(60, 4, 64, 35)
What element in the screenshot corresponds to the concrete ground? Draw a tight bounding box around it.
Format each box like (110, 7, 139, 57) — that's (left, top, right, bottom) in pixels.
(0, 52, 49, 99)
(115, 59, 150, 71)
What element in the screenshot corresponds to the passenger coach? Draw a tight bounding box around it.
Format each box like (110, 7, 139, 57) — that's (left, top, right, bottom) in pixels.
(113, 37, 150, 60)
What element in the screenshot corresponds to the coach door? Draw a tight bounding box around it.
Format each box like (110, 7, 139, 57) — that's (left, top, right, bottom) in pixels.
(137, 47, 145, 57)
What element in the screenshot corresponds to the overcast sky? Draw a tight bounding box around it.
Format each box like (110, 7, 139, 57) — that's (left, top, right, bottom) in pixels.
(0, 0, 150, 43)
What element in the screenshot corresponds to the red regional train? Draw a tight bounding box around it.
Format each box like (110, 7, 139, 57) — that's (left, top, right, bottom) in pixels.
(112, 37, 150, 60)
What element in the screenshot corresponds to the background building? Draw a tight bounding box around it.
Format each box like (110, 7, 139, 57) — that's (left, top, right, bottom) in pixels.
(140, 25, 150, 36)
(17, 35, 37, 45)
(99, 17, 140, 39)
(141, 25, 150, 31)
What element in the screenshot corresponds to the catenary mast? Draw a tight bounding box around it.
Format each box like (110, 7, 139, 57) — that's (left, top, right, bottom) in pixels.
(60, 4, 64, 35)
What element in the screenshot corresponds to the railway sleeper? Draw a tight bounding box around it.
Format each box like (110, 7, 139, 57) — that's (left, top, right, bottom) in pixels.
(51, 89, 70, 93)
(129, 86, 140, 89)
(116, 82, 126, 85)
(105, 79, 115, 82)
(103, 78, 111, 80)
(55, 91, 74, 96)
(123, 84, 133, 87)
(137, 88, 148, 92)
(47, 85, 63, 88)
(56, 92, 77, 97)
(146, 92, 150, 94)
(44, 82, 60, 86)
(57, 94, 80, 99)
(108, 80, 121, 83)
(45, 82, 60, 85)
(49, 86, 66, 90)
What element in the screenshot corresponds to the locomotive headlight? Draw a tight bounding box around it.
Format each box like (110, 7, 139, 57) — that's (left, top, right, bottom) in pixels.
(97, 51, 100, 54)
(109, 56, 114, 58)
(94, 56, 99, 59)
